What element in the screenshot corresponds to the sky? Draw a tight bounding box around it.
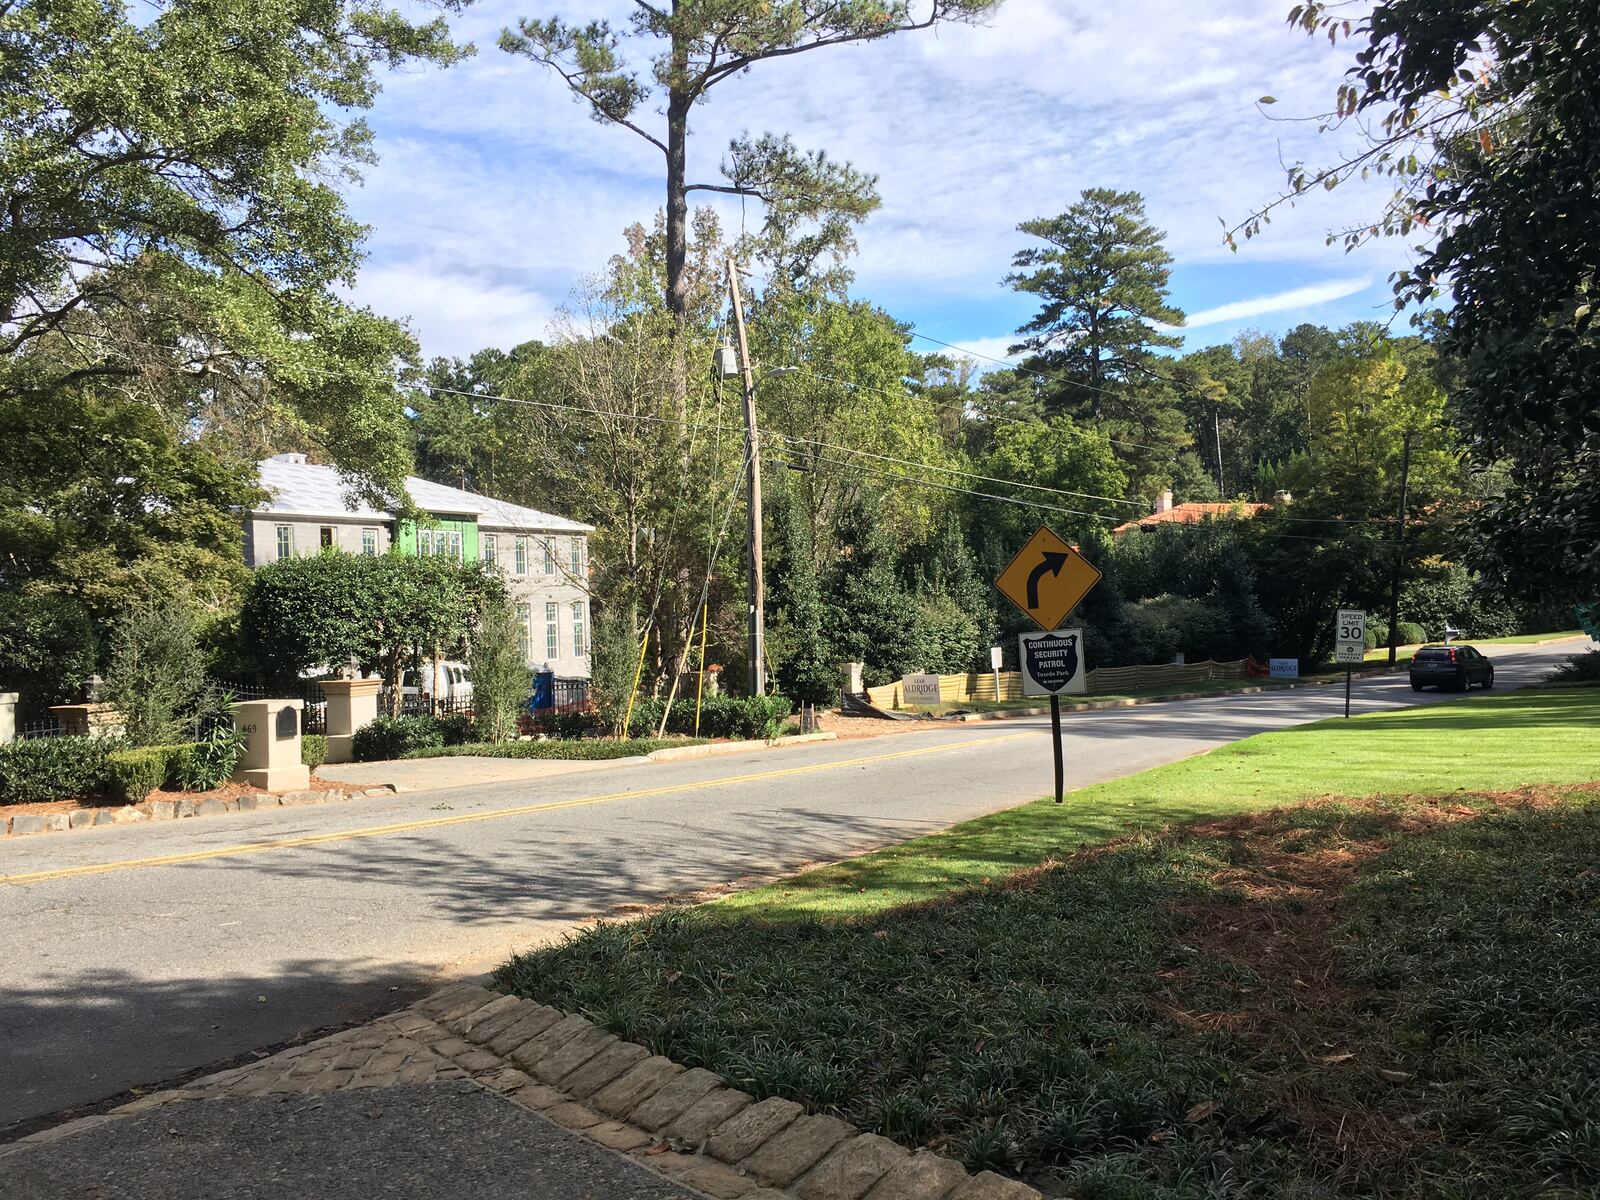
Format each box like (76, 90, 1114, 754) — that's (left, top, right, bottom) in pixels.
(343, 0, 1411, 367)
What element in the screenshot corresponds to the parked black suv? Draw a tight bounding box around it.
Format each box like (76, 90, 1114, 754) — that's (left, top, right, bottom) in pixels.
(1409, 643, 1494, 692)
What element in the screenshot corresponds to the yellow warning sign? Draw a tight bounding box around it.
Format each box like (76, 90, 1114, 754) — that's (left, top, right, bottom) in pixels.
(994, 526, 1102, 631)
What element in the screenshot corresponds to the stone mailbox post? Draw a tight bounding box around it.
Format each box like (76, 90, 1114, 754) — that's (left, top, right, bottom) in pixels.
(321, 678, 381, 764)
(231, 699, 310, 792)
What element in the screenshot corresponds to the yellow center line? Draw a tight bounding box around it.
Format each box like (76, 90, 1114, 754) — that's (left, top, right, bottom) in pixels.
(2, 730, 1040, 887)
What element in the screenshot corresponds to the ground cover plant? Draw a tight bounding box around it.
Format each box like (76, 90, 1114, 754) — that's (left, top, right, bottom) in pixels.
(499, 688, 1600, 1195)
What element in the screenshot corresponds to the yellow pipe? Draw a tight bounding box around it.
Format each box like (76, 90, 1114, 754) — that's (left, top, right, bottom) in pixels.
(693, 601, 710, 737)
(621, 621, 650, 736)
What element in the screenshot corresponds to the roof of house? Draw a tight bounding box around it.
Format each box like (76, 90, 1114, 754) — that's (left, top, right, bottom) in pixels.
(1112, 501, 1269, 536)
(251, 455, 592, 533)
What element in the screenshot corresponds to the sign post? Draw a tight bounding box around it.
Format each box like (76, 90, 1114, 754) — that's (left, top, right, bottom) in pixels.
(1334, 609, 1367, 719)
(995, 525, 1102, 805)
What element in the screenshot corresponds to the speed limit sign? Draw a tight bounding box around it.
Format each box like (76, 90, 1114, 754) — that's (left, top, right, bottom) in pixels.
(1335, 609, 1366, 665)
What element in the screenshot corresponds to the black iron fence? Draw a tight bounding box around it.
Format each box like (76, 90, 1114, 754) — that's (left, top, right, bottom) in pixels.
(207, 679, 327, 734)
(16, 717, 64, 740)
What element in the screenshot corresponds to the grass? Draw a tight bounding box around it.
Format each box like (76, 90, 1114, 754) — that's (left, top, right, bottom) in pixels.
(718, 687, 1600, 920)
(496, 686, 1600, 1196)
(499, 790, 1600, 1196)
(405, 737, 707, 762)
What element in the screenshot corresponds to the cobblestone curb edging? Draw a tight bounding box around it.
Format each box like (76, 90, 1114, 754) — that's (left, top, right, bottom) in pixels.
(2, 783, 400, 839)
(1, 983, 1041, 1200)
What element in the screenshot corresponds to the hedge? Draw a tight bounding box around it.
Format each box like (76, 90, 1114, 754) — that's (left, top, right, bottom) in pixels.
(301, 734, 328, 770)
(0, 736, 117, 805)
(626, 694, 793, 741)
(405, 738, 707, 762)
(352, 715, 447, 762)
(105, 743, 204, 804)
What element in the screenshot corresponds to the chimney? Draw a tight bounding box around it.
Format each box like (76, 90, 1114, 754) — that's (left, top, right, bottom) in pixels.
(1273, 490, 1293, 505)
(1156, 489, 1173, 514)
(271, 452, 308, 466)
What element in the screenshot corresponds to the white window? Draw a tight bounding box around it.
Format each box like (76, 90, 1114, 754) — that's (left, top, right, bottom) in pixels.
(542, 536, 556, 576)
(446, 530, 462, 560)
(482, 534, 497, 567)
(416, 529, 431, 557)
(514, 537, 528, 576)
(571, 600, 586, 657)
(545, 602, 559, 659)
(275, 525, 293, 560)
(361, 528, 378, 556)
(569, 537, 583, 578)
(516, 603, 529, 660)
(319, 526, 335, 550)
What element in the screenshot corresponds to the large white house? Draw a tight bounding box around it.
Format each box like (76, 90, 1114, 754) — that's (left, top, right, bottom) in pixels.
(243, 453, 594, 678)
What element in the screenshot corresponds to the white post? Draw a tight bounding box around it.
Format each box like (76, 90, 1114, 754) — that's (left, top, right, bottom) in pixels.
(0, 693, 17, 745)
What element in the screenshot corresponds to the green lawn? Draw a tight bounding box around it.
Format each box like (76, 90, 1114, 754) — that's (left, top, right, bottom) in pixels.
(901, 675, 1306, 717)
(719, 687, 1600, 920)
(499, 688, 1600, 1195)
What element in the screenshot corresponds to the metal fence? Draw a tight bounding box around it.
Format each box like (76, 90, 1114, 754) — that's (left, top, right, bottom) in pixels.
(15, 717, 65, 740)
(208, 679, 327, 734)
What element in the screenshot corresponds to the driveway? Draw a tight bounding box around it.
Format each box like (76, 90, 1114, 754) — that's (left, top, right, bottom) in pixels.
(0, 638, 1587, 1133)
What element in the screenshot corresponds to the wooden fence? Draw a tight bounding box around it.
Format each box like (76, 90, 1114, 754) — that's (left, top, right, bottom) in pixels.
(864, 659, 1247, 710)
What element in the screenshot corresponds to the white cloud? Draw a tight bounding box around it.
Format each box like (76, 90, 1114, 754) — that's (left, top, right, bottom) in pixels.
(1181, 277, 1373, 328)
(349, 266, 558, 360)
(347, 0, 1410, 356)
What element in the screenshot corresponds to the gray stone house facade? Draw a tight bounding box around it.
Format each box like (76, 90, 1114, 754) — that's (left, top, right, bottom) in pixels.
(244, 454, 594, 678)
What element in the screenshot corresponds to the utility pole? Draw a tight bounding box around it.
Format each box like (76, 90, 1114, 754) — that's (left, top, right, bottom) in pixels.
(1214, 408, 1225, 497)
(1386, 428, 1413, 665)
(727, 257, 766, 696)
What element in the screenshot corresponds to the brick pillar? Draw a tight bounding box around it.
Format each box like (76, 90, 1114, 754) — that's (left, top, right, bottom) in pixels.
(320, 678, 381, 764)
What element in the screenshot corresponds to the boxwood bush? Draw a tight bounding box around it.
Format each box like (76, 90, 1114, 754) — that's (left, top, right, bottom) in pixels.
(352, 715, 446, 762)
(0, 736, 117, 805)
(406, 738, 704, 762)
(105, 747, 168, 804)
(301, 734, 328, 770)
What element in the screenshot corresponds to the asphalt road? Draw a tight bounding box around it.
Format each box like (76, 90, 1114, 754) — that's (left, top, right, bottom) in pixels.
(0, 640, 1584, 1132)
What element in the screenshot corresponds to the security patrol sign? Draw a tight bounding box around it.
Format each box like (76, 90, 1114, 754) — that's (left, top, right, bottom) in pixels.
(1020, 629, 1086, 697)
(994, 526, 1102, 631)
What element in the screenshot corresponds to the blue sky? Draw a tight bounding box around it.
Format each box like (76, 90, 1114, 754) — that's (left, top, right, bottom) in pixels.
(344, 0, 1409, 365)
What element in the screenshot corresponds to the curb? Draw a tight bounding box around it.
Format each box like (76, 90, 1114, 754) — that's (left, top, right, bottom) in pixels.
(3, 983, 1040, 1200)
(647, 732, 838, 763)
(2, 783, 400, 840)
(948, 666, 1405, 723)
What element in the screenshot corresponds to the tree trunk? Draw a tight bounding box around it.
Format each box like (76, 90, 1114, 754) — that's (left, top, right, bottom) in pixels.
(665, 90, 690, 321)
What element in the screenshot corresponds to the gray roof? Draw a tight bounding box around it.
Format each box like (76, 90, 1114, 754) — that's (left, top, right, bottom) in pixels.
(252, 455, 591, 533)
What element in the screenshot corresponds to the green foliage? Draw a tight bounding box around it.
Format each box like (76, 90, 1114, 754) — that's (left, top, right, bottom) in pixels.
(177, 717, 245, 791)
(1551, 652, 1600, 684)
(104, 747, 169, 805)
(301, 734, 328, 771)
(1396, 620, 1428, 646)
(0, 592, 98, 720)
(352, 715, 446, 762)
(0, 389, 256, 630)
(768, 484, 835, 706)
(470, 596, 531, 744)
(437, 713, 479, 746)
(103, 600, 205, 746)
(0, 735, 114, 805)
(628, 694, 793, 741)
(240, 552, 503, 702)
(1, 0, 468, 499)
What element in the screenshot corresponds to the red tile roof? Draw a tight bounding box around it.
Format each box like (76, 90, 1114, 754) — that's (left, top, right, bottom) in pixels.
(1112, 501, 1269, 535)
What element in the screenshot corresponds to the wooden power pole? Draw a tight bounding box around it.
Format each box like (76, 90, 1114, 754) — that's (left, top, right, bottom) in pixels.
(1386, 427, 1414, 665)
(727, 258, 766, 696)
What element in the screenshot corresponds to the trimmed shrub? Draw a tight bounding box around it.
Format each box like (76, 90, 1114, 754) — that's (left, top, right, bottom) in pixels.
(352, 715, 446, 762)
(106, 747, 167, 804)
(1396, 620, 1429, 646)
(529, 707, 607, 740)
(301, 734, 328, 770)
(0, 736, 115, 805)
(626, 694, 794, 740)
(437, 713, 479, 746)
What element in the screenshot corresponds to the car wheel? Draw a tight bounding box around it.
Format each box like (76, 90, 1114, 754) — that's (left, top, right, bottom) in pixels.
(1411, 682, 1423, 692)
(1482, 673, 1494, 690)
